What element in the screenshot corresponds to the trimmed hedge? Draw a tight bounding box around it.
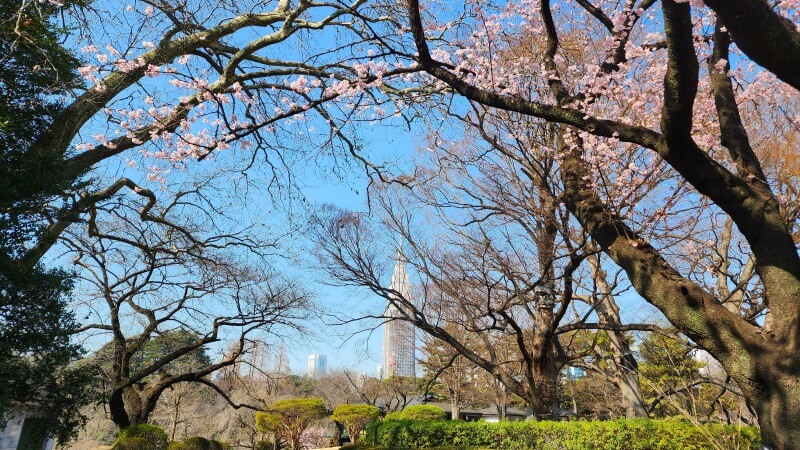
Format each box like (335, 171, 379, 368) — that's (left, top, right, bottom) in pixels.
(167, 442, 189, 450)
(364, 419, 760, 450)
(209, 440, 230, 450)
(343, 444, 488, 450)
(113, 437, 152, 450)
(114, 424, 169, 450)
(385, 405, 447, 422)
(183, 437, 212, 450)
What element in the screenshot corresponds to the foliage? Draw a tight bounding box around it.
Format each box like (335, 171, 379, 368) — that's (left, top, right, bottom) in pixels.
(167, 442, 189, 450)
(113, 437, 153, 450)
(558, 374, 626, 420)
(344, 445, 488, 450)
(209, 440, 230, 450)
(182, 437, 211, 450)
(419, 331, 497, 413)
(364, 419, 760, 450)
(0, 0, 88, 217)
(385, 405, 446, 422)
(115, 424, 169, 450)
(0, 184, 94, 443)
(255, 398, 329, 450)
(638, 333, 704, 418)
(341, 444, 391, 450)
(0, 265, 95, 443)
(0, 0, 95, 443)
(332, 404, 380, 443)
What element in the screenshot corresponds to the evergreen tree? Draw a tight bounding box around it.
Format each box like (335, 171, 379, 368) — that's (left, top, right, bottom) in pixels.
(0, 0, 94, 443)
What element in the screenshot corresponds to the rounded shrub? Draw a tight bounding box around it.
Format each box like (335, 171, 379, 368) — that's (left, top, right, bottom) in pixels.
(255, 397, 329, 450)
(115, 424, 169, 450)
(183, 436, 212, 450)
(332, 404, 381, 443)
(167, 442, 189, 450)
(209, 440, 230, 450)
(113, 437, 152, 450)
(393, 404, 447, 421)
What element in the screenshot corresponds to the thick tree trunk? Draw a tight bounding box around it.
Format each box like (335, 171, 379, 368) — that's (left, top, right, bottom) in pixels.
(531, 371, 560, 418)
(527, 344, 563, 419)
(108, 384, 158, 429)
(450, 387, 460, 420)
(450, 403, 460, 421)
(109, 388, 132, 428)
(529, 172, 564, 420)
(332, 421, 343, 446)
(752, 372, 800, 450)
(617, 363, 648, 419)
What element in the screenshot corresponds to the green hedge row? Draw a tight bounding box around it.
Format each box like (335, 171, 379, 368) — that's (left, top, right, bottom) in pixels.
(364, 419, 760, 450)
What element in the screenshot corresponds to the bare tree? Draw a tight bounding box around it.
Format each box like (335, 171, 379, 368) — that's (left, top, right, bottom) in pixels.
(65, 178, 311, 429)
(311, 145, 663, 418)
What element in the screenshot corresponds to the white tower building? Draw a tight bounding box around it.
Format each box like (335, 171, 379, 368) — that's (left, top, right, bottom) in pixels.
(382, 251, 416, 378)
(307, 354, 327, 379)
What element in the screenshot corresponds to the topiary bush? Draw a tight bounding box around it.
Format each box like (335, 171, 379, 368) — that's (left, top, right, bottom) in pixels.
(332, 404, 381, 443)
(113, 438, 151, 450)
(183, 436, 212, 450)
(167, 442, 188, 450)
(255, 397, 329, 450)
(114, 424, 169, 450)
(209, 440, 230, 450)
(385, 405, 446, 422)
(364, 419, 761, 450)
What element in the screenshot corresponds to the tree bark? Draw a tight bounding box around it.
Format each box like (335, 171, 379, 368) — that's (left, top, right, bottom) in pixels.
(750, 366, 800, 450)
(450, 386, 460, 420)
(332, 421, 343, 446)
(531, 355, 561, 418)
(450, 403, 460, 421)
(108, 387, 132, 429)
(616, 361, 648, 419)
(702, 0, 800, 91)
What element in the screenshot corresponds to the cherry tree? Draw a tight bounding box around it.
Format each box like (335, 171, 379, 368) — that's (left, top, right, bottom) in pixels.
(6, 0, 421, 273)
(391, 0, 800, 447)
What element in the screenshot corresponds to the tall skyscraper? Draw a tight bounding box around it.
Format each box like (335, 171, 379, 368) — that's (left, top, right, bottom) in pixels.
(307, 354, 327, 379)
(383, 251, 416, 378)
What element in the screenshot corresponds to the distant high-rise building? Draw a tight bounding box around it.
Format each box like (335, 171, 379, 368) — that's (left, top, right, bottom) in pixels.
(307, 354, 327, 379)
(383, 251, 416, 378)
